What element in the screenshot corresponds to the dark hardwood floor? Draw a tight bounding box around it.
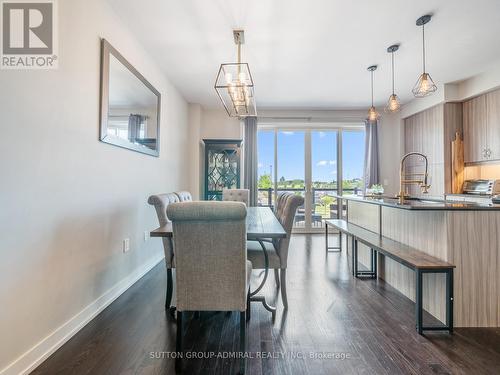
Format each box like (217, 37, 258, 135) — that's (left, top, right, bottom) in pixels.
(32, 234, 500, 375)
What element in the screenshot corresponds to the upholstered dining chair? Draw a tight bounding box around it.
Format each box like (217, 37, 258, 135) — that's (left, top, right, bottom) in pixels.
(167, 201, 251, 374)
(175, 191, 193, 202)
(222, 188, 250, 206)
(247, 192, 304, 309)
(147, 193, 180, 314)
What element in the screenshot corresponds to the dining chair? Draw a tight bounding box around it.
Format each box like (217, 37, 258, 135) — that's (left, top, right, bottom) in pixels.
(175, 191, 193, 202)
(222, 188, 250, 206)
(147, 193, 180, 314)
(167, 201, 251, 374)
(247, 192, 304, 309)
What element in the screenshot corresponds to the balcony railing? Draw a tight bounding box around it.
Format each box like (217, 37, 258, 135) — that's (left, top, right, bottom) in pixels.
(258, 187, 360, 228)
(257, 187, 359, 207)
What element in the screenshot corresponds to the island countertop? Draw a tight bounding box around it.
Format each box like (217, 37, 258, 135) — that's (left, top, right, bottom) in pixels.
(332, 194, 500, 211)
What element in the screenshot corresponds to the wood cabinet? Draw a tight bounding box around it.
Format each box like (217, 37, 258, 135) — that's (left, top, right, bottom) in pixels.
(486, 89, 500, 161)
(403, 103, 462, 196)
(463, 95, 487, 163)
(463, 88, 500, 163)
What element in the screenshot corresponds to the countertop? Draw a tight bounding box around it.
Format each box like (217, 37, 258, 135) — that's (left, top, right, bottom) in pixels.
(333, 194, 500, 211)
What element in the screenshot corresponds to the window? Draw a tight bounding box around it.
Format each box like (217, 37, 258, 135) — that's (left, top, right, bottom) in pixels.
(257, 126, 365, 232)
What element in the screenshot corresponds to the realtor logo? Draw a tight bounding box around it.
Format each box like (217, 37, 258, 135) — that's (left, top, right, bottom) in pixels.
(1, 0, 58, 69)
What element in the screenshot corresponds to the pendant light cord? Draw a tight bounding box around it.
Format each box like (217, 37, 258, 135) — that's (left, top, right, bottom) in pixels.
(422, 23, 426, 73)
(391, 51, 395, 95)
(371, 70, 374, 106)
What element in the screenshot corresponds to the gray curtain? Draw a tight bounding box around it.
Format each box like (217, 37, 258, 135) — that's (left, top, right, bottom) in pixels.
(363, 119, 380, 190)
(243, 116, 258, 206)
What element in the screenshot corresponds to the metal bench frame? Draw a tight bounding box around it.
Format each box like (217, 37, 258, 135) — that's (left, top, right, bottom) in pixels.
(325, 221, 342, 253)
(328, 219, 454, 335)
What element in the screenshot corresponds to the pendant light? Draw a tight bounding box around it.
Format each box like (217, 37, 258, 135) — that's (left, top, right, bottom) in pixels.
(367, 65, 379, 122)
(385, 44, 401, 112)
(214, 29, 256, 118)
(412, 15, 437, 97)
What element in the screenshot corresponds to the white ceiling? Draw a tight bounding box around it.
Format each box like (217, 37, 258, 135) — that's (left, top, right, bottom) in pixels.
(107, 0, 500, 109)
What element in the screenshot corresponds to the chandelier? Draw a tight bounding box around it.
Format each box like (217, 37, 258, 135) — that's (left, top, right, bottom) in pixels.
(215, 30, 256, 118)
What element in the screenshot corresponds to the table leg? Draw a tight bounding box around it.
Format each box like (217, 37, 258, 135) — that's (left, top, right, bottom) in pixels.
(249, 239, 277, 320)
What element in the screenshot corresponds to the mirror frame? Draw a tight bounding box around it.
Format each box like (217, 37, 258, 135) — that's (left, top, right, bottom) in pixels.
(99, 38, 161, 157)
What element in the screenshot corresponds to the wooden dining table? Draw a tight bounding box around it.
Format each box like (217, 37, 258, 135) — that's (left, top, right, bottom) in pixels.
(150, 206, 286, 319)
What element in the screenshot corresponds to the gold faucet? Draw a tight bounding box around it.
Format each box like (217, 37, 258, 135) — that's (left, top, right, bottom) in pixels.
(397, 152, 431, 204)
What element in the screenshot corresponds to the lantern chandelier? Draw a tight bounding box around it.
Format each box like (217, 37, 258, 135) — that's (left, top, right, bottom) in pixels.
(215, 29, 256, 118)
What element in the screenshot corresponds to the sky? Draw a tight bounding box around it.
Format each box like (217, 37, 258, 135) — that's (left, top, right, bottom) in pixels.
(258, 130, 365, 182)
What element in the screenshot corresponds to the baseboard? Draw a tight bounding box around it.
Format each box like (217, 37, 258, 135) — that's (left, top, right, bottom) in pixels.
(0, 255, 164, 375)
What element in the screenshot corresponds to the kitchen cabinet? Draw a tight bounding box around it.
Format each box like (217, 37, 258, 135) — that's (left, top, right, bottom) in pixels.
(463, 88, 500, 163)
(403, 103, 462, 196)
(486, 89, 500, 161)
(463, 95, 487, 163)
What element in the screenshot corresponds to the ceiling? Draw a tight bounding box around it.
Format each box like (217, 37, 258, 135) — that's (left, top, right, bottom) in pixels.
(107, 0, 500, 110)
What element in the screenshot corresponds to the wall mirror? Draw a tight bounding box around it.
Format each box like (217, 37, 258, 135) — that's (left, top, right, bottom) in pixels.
(99, 39, 161, 156)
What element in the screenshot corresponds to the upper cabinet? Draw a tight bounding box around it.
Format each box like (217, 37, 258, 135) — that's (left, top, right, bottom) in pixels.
(463, 88, 500, 164)
(486, 89, 500, 161)
(403, 103, 462, 196)
(463, 95, 487, 163)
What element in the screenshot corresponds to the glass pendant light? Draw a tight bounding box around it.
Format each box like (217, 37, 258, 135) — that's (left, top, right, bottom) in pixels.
(215, 30, 256, 118)
(412, 15, 437, 98)
(367, 65, 379, 122)
(385, 44, 401, 112)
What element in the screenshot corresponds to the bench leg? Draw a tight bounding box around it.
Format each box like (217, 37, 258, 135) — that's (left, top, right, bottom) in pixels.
(446, 268, 454, 334)
(352, 244, 377, 279)
(416, 270, 423, 334)
(325, 222, 342, 253)
(415, 269, 454, 335)
(353, 239, 358, 277)
(325, 222, 328, 253)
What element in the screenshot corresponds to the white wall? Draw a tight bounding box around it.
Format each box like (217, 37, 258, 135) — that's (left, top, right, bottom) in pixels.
(0, 1, 190, 374)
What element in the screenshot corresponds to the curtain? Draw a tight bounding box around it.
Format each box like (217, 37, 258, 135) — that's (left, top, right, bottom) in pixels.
(128, 114, 143, 142)
(243, 116, 258, 206)
(363, 119, 380, 190)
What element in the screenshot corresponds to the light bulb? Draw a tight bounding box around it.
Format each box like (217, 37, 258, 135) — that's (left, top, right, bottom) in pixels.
(385, 94, 401, 113)
(420, 75, 430, 91)
(225, 72, 233, 84)
(367, 106, 379, 122)
(412, 72, 437, 97)
(238, 71, 247, 83)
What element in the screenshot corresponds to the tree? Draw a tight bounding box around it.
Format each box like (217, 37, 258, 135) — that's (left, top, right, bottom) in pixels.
(320, 195, 335, 208)
(279, 176, 285, 183)
(258, 174, 272, 189)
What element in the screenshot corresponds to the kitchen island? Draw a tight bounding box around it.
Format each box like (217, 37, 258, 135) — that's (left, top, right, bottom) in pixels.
(334, 194, 500, 327)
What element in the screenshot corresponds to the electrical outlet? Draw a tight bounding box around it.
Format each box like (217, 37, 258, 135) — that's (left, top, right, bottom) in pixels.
(144, 231, 149, 242)
(123, 238, 130, 253)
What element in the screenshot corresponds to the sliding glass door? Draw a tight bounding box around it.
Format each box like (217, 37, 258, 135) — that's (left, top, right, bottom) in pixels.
(311, 131, 338, 229)
(277, 131, 305, 229)
(257, 126, 365, 232)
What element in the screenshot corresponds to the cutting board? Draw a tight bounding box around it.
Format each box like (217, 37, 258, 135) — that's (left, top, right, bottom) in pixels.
(451, 132, 464, 194)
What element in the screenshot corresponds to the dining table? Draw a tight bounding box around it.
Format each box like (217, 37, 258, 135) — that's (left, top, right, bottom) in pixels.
(150, 206, 286, 319)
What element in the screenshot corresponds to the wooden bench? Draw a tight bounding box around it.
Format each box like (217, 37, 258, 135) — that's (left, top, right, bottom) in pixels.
(325, 219, 455, 335)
